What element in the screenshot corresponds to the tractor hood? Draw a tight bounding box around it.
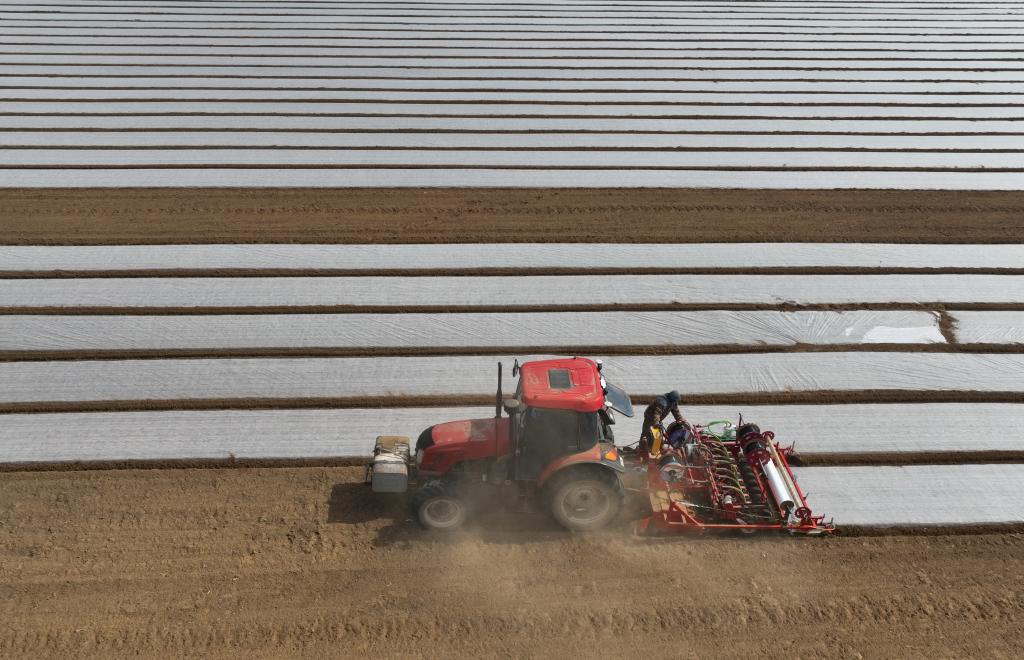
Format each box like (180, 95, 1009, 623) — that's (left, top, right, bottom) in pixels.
(430, 417, 510, 451)
(415, 417, 511, 476)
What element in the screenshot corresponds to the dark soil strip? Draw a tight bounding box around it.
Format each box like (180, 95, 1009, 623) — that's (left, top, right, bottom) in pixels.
(7, 46, 1024, 53)
(0, 456, 370, 473)
(11, 18, 1024, 25)
(13, 2, 1019, 8)
(836, 522, 1024, 536)
(938, 309, 958, 343)
(7, 64, 1024, 70)
(7, 128, 1024, 135)
(8, 36, 1024, 44)
(3, 188, 1022, 245)
(8, 54, 1024, 62)
(3, 390, 1022, 415)
(13, 1, 1020, 6)
(5, 14, 910, 21)
(790, 450, 1024, 467)
(8, 145, 1024, 150)
(8, 110, 1024, 117)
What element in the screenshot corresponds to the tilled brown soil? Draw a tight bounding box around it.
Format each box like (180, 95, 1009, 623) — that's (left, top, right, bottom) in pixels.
(2, 466, 1022, 659)
(4, 188, 1024, 244)
(4, 187, 1023, 658)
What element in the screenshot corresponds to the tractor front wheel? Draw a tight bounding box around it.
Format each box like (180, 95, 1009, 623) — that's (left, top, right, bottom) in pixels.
(411, 480, 467, 531)
(547, 468, 624, 532)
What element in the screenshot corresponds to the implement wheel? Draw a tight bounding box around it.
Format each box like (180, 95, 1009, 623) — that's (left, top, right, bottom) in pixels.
(547, 468, 624, 532)
(411, 480, 467, 531)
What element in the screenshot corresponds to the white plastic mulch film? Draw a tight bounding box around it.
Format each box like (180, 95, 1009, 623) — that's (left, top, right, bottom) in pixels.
(4, 1, 1024, 188)
(2, 244, 1022, 272)
(0, 311, 944, 351)
(2, 403, 1021, 463)
(3, 353, 1023, 404)
(2, 275, 1023, 307)
(5, 171, 1024, 189)
(794, 465, 1024, 526)
(951, 311, 1024, 344)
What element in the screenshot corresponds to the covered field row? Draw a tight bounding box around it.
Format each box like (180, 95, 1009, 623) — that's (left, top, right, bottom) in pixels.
(5, 0, 1024, 187)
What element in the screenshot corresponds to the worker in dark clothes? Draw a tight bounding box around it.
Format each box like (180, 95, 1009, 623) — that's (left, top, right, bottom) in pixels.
(640, 390, 686, 453)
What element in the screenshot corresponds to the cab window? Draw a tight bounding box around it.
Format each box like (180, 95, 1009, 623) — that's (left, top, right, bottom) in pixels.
(519, 408, 599, 479)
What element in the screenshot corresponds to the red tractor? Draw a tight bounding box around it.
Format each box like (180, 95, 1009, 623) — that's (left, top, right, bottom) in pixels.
(367, 356, 832, 535)
(367, 357, 634, 531)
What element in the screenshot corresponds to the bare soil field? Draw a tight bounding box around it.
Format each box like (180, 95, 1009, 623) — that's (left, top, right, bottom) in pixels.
(1, 466, 1022, 659)
(3, 188, 1024, 245)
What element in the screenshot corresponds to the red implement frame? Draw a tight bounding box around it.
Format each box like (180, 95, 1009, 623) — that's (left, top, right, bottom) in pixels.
(635, 424, 833, 536)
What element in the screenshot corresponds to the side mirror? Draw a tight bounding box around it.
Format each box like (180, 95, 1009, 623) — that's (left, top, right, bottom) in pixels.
(502, 398, 523, 415)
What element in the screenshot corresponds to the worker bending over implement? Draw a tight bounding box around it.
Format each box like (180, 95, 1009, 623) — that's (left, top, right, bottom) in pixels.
(640, 390, 687, 453)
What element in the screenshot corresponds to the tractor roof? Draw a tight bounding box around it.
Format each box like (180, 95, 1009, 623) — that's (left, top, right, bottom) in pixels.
(517, 357, 605, 413)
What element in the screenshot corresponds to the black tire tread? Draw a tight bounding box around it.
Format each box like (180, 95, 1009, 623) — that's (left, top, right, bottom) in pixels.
(546, 466, 624, 531)
(410, 479, 465, 531)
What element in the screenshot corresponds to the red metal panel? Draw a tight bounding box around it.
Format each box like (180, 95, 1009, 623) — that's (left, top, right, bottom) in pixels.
(518, 357, 604, 413)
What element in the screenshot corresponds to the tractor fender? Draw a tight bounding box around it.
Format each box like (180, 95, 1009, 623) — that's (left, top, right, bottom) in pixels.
(536, 442, 624, 489)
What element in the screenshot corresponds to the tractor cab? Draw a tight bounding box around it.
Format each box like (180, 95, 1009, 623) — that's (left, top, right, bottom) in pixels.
(503, 357, 633, 482)
(378, 356, 637, 532)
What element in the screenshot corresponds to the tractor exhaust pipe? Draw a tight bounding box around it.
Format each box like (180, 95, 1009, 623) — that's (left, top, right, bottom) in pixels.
(495, 361, 503, 418)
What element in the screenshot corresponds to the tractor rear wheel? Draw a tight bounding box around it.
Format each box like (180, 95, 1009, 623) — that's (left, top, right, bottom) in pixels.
(411, 480, 467, 531)
(547, 468, 624, 532)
